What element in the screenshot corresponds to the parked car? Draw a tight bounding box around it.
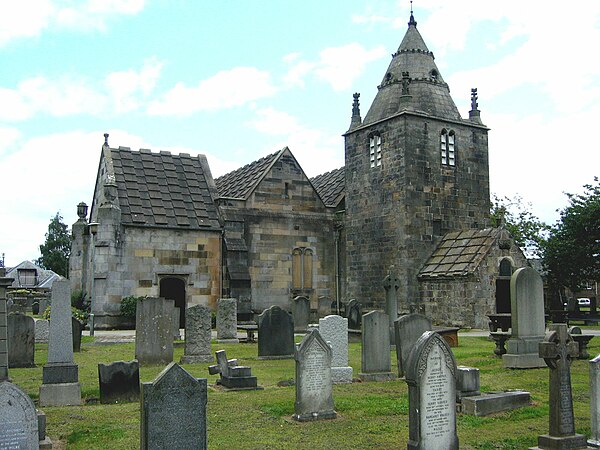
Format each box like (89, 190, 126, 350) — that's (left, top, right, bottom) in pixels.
(578, 298, 591, 306)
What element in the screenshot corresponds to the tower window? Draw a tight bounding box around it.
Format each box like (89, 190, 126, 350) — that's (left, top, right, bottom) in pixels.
(369, 134, 382, 168)
(440, 130, 456, 166)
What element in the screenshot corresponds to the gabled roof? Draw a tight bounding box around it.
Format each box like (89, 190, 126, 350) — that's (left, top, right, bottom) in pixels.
(109, 147, 221, 230)
(419, 228, 503, 279)
(215, 148, 286, 200)
(6, 260, 61, 289)
(310, 167, 345, 208)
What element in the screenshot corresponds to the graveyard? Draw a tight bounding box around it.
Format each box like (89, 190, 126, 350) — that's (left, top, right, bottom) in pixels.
(4, 327, 600, 449)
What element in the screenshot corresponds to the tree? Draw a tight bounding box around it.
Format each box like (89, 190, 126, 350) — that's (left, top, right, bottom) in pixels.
(38, 212, 71, 277)
(490, 194, 549, 258)
(543, 177, 600, 293)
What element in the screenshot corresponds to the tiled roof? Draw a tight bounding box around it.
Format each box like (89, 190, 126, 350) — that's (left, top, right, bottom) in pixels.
(6, 260, 61, 289)
(310, 167, 345, 208)
(110, 147, 221, 230)
(419, 228, 500, 278)
(215, 149, 283, 199)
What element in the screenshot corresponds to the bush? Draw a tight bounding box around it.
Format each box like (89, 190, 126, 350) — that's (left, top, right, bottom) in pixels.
(41, 306, 88, 324)
(71, 289, 87, 311)
(120, 295, 145, 320)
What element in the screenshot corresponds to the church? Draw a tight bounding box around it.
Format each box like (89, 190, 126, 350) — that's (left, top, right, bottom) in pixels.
(69, 11, 529, 330)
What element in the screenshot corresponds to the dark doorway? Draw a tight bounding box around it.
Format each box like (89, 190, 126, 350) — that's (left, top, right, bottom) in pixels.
(160, 277, 186, 328)
(495, 259, 513, 313)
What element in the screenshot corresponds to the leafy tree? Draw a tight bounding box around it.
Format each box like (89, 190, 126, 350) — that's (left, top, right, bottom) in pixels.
(37, 212, 71, 277)
(490, 194, 549, 258)
(543, 177, 600, 293)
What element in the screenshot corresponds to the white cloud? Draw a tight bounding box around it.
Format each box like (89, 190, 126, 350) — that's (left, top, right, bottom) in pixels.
(105, 58, 164, 113)
(147, 67, 278, 116)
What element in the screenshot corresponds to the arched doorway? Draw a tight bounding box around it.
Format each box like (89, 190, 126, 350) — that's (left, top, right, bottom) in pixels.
(160, 277, 186, 328)
(495, 259, 512, 313)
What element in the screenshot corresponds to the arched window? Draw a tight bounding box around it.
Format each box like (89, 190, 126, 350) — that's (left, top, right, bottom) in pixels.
(292, 247, 313, 290)
(440, 129, 456, 166)
(369, 133, 382, 168)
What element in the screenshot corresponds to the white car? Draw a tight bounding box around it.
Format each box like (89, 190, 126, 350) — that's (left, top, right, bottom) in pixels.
(578, 298, 591, 306)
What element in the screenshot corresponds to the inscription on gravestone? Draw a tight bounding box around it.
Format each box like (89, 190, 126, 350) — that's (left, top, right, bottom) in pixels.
(0, 380, 39, 450)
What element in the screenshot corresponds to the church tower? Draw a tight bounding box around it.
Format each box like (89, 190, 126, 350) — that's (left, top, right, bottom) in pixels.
(343, 11, 490, 312)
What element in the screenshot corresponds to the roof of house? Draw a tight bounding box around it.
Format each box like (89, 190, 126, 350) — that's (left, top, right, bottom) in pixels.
(215, 149, 284, 200)
(109, 147, 221, 230)
(419, 228, 505, 279)
(310, 167, 345, 208)
(5, 260, 61, 289)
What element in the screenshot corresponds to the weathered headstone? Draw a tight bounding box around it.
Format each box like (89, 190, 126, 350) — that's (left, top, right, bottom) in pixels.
(34, 319, 49, 344)
(0, 268, 12, 381)
(98, 360, 140, 404)
(135, 297, 174, 366)
(72, 317, 83, 352)
(140, 362, 207, 450)
(0, 380, 39, 450)
(292, 296, 310, 332)
(319, 315, 352, 383)
(531, 323, 590, 449)
(406, 331, 459, 450)
(208, 349, 260, 390)
(394, 313, 432, 378)
(172, 306, 181, 341)
(8, 312, 35, 368)
(39, 279, 81, 406)
(503, 267, 546, 368)
(346, 299, 362, 330)
(180, 304, 213, 364)
(293, 329, 337, 421)
(318, 296, 332, 317)
(590, 354, 600, 447)
(216, 298, 238, 343)
(359, 310, 395, 381)
(383, 266, 400, 344)
(258, 305, 294, 359)
(456, 366, 480, 401)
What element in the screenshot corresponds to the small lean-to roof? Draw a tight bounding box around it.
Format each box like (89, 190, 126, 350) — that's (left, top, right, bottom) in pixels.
(215, 148, 285, 200)
(110, 147, 221, 230)
(310, 167, 345, 208)
(419, 228, 501, 279)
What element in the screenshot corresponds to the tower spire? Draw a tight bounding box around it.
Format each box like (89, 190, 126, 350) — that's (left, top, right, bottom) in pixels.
(349, 92, 362, 130)
(408, 1, 417, 27)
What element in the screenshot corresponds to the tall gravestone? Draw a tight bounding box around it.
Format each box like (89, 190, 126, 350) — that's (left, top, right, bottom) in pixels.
(359, 310, 395, 381)
(503, 267, 546, 368)
(39, 279, 81, 406)
(8, 312, 35, 368)
(383, 266, 400, 344)
(181, 304, 213, 364)
(0, 381, 39, 450)
(216, 298, 238, 343)
(293, 329, 337, 421)
(140, 362, 207, 450)
(590, 354, 600, 448)
(319, 315, 352, 383)
(0, 267, 12, 381)
(35, 319, 49, 344)
(406, 331, 459, 450)
(531, 323, 591, 449)
(98, 360, 140, 404)
(292, 296, 310, 332)
(346, 299, 362, 330)
(135, 297, 174, 366)
(258, 306, 294, 359)
(394, 313, 432, 378)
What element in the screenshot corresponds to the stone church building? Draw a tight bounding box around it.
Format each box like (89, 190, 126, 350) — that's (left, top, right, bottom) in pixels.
(70, 12, 529, 330)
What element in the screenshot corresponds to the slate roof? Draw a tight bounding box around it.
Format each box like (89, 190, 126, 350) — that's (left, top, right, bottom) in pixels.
(109, 147, 221, 230)
(215, 149, 284, 199)
(6, 261, 61, 289)
(419, 228, 501, 278)
(310, 167, 345, 208)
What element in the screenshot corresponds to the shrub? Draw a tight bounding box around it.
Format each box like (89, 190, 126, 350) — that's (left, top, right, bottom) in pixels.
(120, 295, 145, 320)
(42, 306, 88, 324)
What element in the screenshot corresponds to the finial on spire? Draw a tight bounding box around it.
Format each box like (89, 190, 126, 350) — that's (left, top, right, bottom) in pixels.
(470, 88, 479, 111)
(349, 92, 362, 130)
(408, 1, 417, 27)
(103, 133, 109, 147)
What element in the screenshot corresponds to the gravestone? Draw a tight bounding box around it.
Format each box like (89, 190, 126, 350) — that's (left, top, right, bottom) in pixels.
(319, 315, 352, 383)
(0, 380, 39, 450)
(35, 319, 49, 343)
(394, 313, 432, 378)
(216, 298, 238, 343)
(503, 267, 546, 368)
(383, 266, 400, 344)
(38, 297, 48, 316)
(39, 279, 81, 406)
(98, 360, 140, 404)
(359, 310, 395, 381)
(258, 305, 294, 359)
(8, 312, 35, 368)
(456, 366, 480, 401)
(318, 296, 332, 317)
(292, 296, 310, 332)
(180, 304, 213, 364)
(208, 349, 260, 390)
(135, 297, 174, 366)
(406, 331, 459, 450)
(531, 323, 591, 449)
(346, 299, 362, 330)
(140, 362, 207, 450)
(590, 354, 600, 447)
(173, 306, 181, 340)
(72, 317, 83, 352)
(293, 329, 337, 421)
(0, 267, 12, 381)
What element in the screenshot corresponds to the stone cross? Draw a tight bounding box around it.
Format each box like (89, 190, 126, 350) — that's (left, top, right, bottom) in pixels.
(383, 266, 400, 343)
(208, 350, 238, 378)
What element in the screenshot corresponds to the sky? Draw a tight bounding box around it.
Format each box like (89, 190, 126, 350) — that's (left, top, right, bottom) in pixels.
(1, 0, 599, 268)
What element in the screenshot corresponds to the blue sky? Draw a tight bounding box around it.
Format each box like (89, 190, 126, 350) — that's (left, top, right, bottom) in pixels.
(1, 0, 599, 267)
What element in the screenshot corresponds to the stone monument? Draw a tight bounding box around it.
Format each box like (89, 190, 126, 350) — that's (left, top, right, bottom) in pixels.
(319, 315, 352, 383)
(140, 362, 207, 450)
(0, 267, 12, 381)
(590, 354, 600, 447)
(503, 267, 546, 368)
(346, 299, 362, 330)
(180, 304, 213, 364)
(216, 298, 238, 343)
(0, 380, 39, 449)
(8, 312, 35, 368)
(293, 329, 337, 422)
(359, 310, 395, 381)
(39, 279, 81, 406)
(98, 360, 140, 404)
(292, 296, 310, 332)
(135, 297, 174, 366)
(394, 313, 432, 378)
(34, 320, 49, 344)
(383, 266, 400, 344)
(258, 305, 294, 359)
(405, 331, 459, 450)
(208, 349, 260, 390)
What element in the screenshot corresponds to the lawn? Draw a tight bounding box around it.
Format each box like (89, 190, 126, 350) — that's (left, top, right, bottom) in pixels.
(8, 333, 599, 449)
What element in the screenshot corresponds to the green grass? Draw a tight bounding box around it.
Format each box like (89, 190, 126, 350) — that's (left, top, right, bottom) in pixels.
(8, 334, 600, 449)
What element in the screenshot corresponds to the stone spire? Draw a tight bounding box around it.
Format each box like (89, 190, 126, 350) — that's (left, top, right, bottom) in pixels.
(469, 88, 482, 124)
(349, 93, 362, 130)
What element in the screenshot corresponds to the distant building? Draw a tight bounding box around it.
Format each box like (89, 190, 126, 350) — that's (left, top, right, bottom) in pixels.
(6, 260, 60, 292)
